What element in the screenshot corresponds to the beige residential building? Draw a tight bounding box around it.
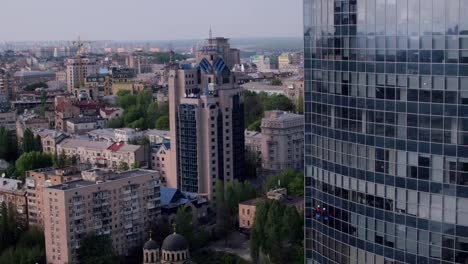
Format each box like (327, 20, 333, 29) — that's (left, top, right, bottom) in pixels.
(151, 141, 171, 182)
(0, 178, 27, 224)
(43, 169, 162, 264)
(32, 128, 68, 154)
(0, 69, 12, 102)
(282, 76, 304, 100)
(169, 37, 244, 199)
(239, 188, 303, 230)
(66, 116, 106, 135)
(56, 138, 147, 169)
(66, 57, 99, 97)
(25, 167, 84, 227)
(16, 111, 50, 139)
(245, 130, 262, 154)
(261, 111, 304, 171)
(0, 109, 17, 131)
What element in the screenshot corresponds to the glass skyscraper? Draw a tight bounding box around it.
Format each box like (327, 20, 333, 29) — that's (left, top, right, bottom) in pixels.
(304, 0, 468, 263)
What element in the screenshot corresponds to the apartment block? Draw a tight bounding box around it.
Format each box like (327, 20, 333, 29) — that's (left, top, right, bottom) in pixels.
(150, 141, 171, 182)
(26, 167, 83, 227)
(0, 178, 27, 224)
(66, 116, 106, 135)
(43, 169, 162, 263)
(261, 111, 304, 171)
(0, 108, 17, 131)
(66, 57, 98, 97)
(56, 138, 147, 169)
(16, 111, 50, 139)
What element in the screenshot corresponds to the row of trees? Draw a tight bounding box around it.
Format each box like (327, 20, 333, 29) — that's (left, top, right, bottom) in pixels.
(0, 202, 45, 263)
(244, 91, 297, 131)
(250, 200, 303, 264)
(107, 90, 170, 130)
(0, 128, 44, 163)
(0, 128, 18, 162)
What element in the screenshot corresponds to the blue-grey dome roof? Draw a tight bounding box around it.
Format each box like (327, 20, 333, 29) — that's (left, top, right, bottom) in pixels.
(161, 233, 189, 251)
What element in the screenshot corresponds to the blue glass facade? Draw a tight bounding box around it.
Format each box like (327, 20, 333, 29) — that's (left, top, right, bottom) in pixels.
(304, 0, 468, 263)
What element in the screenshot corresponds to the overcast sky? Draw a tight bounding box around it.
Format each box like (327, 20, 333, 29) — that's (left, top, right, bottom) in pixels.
(0, 0, 302, 41)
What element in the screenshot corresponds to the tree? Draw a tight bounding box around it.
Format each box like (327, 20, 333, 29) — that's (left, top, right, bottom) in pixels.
(155, 116, 169, 130)
(215, 181, 233, 243)
(107, 117, 124, 128)
(77, 234, 119, 264)
(117, 162, 129, 171)
(34, 135, 42, 152)
(15, 151, 53, 179)
(115, 90, 170, 130)
(263, 94, 295, 112)
(175, 208, 194, 245)
(296, 94, 304, 114)
(251, 200, 303, 264)
(54, 150, 68, 168)
(0, 128, 17, 162)
(247, 119, 261, 132)
(21, 129, 37, 153)
(263, 169, 304, 197)
(131, 162, 141, 169)
(245, 148, 261, 179)
(271, 78, 283, 86)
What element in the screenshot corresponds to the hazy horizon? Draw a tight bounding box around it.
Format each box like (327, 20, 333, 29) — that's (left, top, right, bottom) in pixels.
(0, 0, 302, 42)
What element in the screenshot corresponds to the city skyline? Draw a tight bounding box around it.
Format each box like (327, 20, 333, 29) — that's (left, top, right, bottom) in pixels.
(0, 0, 302, 42)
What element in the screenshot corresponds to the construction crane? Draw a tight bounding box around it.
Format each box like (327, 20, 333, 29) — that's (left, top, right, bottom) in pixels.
(73, 35, 91, 57)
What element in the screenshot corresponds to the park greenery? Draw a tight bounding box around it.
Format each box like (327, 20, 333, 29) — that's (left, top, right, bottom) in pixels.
(107, 90, 170, 130)
(0, 202, 45, 264)
(134, 51, 188, 64)
(263, 169, 304, 197)
(244, 91, 296, 131)
(77, 234, 119, 264)
(250, 200, 303, 264)
(192, 249, 250, 264)
(0, 128, 18, 162)
(21, 129, 42, 153)
(270, 78, 283, 86)
(215, 180, 258, 241)
(14, 151, 53, 180)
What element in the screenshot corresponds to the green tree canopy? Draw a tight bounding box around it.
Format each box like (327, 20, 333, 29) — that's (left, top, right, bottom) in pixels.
(0, 128, 17, 162)
(115, 90, 170, 130)
(263, 169, 304, 197)
(251, 200, 303, 264)
(244, 91, 296, 130)
(77, 234, 119, 264)
(155, 116, 170, 130)
(15, 151, 53, 179)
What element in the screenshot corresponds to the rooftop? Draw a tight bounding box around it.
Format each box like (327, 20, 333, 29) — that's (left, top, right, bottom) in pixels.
(67, 116, 104, 124)
(48, 169, 159, 191)
(32, 128, 68, 139)
(262, 110, 304, 122)
(0, 178, 23, 193)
